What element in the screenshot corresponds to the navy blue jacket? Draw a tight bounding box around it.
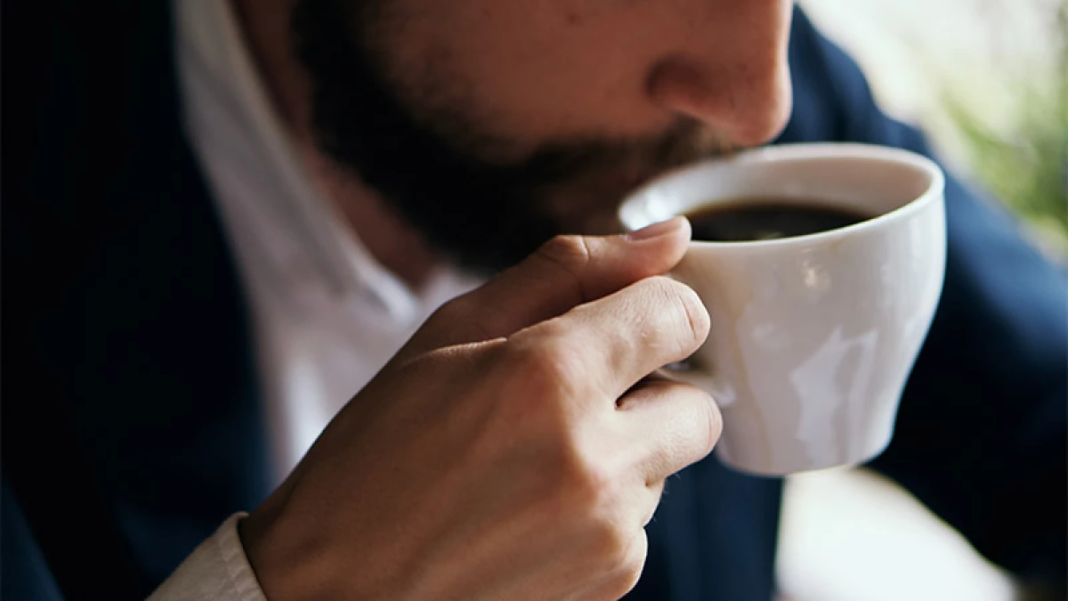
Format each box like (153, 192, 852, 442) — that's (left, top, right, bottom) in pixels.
(3, 3, 1064, 600)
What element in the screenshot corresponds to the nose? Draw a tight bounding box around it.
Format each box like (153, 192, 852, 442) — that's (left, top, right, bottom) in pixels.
(647, 0, 794, 147)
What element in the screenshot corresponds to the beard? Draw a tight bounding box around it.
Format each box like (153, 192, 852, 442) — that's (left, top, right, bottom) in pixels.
(292, 0, 731, 273)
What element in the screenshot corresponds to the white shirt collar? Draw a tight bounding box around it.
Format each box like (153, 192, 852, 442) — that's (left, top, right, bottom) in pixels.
(174, 0, 461, 323)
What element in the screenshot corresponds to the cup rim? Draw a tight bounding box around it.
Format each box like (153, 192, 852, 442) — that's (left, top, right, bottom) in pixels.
(619, 142, 946, 249)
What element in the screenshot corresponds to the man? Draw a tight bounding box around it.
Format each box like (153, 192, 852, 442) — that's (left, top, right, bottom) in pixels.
(2, 0, 1064, 599)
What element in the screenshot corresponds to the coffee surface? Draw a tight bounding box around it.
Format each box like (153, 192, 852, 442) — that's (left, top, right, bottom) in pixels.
(687, 199, 870, 242)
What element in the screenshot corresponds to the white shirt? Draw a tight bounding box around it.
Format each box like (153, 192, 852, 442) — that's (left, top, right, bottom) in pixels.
(152, 1, 480, 598)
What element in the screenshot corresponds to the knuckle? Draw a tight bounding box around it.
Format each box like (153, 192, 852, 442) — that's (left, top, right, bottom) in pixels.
(647, 277, 710, 350)
(607, 533, 647, 597)
(561, 450, 615, 508)
(549, 445, 647, 590)
(506, 327, 586, 398)
(536, 235, 593, 276)
(560, 459, 632, 556)
(587, 522, 646, 594)
(592, 523, 633, 569)
(550, 438, 620, 512)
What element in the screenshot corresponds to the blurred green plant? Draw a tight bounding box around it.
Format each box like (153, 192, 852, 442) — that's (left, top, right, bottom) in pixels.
(933, 0, 1068, 258)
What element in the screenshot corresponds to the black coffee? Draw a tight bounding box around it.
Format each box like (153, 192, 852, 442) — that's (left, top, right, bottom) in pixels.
(687, 199, 870, 242)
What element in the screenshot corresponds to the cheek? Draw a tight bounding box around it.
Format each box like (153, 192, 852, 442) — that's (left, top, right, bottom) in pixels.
(375, 0, 793, 156)
(458, 4, 681, 142)
(379, 0, 684, 154)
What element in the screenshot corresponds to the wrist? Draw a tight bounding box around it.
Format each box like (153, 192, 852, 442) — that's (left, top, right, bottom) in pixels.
(239, 493, 341, 601)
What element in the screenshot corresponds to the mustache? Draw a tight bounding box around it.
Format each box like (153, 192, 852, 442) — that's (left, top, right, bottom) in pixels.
(503, 119, 736, 188)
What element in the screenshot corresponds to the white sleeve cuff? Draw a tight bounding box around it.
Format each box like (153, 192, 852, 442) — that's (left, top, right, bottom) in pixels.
(147, 513, 267, 601)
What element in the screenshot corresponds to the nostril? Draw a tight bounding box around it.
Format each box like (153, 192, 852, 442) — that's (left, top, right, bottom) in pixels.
(646, 57, 711, 116)
(646, 55, 793, 148)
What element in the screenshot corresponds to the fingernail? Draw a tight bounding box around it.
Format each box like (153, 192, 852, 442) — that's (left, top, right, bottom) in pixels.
(625, 216, 687, 241)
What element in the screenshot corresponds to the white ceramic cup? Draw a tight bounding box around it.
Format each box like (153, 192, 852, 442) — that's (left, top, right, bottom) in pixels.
(619, 143, 947, 476)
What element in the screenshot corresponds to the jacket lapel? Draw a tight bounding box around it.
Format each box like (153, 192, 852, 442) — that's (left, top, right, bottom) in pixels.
(3, 1, 272, 594)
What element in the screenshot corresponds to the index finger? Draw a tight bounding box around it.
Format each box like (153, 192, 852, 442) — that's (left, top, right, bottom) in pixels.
(512, 275, 711, 402)
(400, 218, 691, 362)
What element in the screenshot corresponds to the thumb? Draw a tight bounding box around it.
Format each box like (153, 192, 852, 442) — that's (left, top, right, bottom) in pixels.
(403, 217, 692, 357)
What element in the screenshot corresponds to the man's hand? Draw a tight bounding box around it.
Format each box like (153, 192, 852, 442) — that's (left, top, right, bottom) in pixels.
(240, 217, 722, 600)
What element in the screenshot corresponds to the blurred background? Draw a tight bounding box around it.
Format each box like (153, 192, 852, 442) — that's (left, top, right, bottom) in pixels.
(776, 1, 1067, 599)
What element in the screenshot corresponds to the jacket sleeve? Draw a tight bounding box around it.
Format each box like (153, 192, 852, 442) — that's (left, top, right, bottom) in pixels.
(782, 8, 1067, 592)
